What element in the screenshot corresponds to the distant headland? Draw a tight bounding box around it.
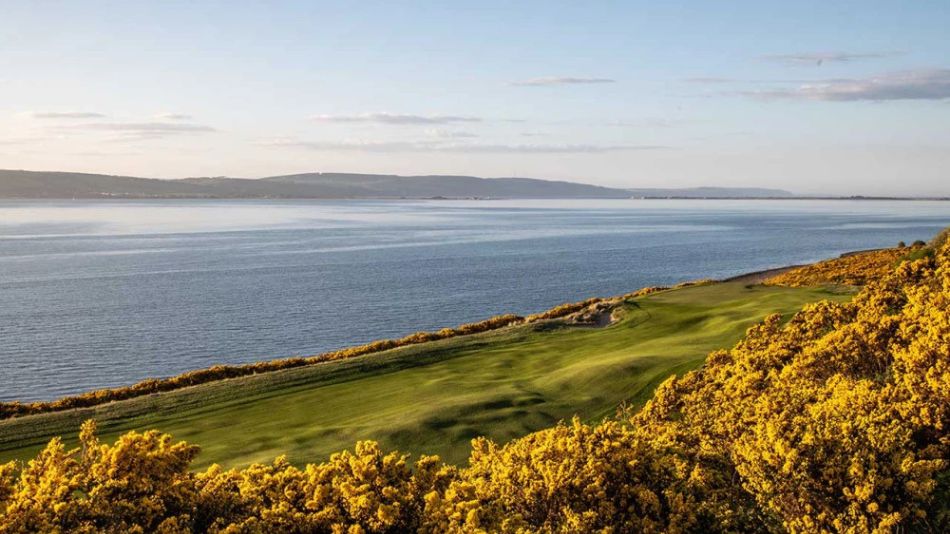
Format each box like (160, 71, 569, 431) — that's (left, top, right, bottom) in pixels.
(0, 169, 945, 200)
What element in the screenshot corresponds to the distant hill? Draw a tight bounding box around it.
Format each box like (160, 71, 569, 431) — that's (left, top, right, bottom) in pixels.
(0, 170, 635, 199)
(0, 169, 794, 199)
(0, 171, 214, 198)
(185, 173, 636, 199)
(627, 186, 794, 198)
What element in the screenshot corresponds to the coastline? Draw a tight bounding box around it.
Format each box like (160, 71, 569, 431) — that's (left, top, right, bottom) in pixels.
(0, 256, 834, 419)
(2, 195, 950, 201)
(0, 270, 847, 471)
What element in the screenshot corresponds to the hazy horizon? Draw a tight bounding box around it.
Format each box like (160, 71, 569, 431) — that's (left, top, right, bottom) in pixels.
(2, 2, 949, 196)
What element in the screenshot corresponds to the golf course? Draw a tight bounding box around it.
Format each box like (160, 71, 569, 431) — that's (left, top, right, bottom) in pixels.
(0, 279, 850, 469)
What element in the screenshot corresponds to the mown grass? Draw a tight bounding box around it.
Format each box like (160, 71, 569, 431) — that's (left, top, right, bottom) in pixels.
(0, 281, 851, 468)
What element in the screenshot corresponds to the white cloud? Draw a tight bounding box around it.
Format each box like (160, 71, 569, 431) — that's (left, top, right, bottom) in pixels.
(509, 77, 615, 87)
(683, 77, 735, 84)
(440, 143, 663, 154)
(153, 112, 193, 120)
(603, 118, 686, 128)
(741, 69, 950, 101)
(264, 139, 427, 152)
(73, 149, 146, 157)
(262, 138, 666, 154)
(425, 129, 479, 139)
(312, 112, 481, 125)
(30, 111, 106, 119)
(78, 122, 216, 132)
(62, 121, 217, 141)
(760, 51, 904, 66)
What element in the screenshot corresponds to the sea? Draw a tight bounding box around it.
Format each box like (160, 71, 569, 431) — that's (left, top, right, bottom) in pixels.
(3, 198, 950, 402)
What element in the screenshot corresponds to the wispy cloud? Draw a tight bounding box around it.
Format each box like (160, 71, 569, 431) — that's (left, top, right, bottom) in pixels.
(683, 77, 735, 84)
(153, 112, 193, 120)
(263, 139, 432, 152)
(262, 138, 665, 154)
(603, 118, 687, 128)
(64, 121, 217, 140)
(312, 113, 481, 125)
(0, 135, 49, 145)
(72, 149, 146, 157)
(30, 111, 106, 119)
(438, 143, 661, 154)
(509, 77, 616, 87)
(77, 122, 216, 133)
(760, 51, 904, 66)
(740, 69, 950, 101)
(425, 129, 479, 139)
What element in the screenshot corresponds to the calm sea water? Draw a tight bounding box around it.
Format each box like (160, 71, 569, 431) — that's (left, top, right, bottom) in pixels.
(2, 198, 949, 402)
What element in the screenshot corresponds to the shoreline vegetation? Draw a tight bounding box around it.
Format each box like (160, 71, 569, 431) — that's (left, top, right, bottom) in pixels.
(1, 243, 926, 421)
(1, 231, 947, 532)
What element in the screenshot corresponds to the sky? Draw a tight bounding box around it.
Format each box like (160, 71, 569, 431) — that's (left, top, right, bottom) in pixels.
(1, 1, 949, 195)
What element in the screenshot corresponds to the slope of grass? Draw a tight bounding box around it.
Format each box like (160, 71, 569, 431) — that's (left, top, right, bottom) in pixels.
(0, 281, 850, 468)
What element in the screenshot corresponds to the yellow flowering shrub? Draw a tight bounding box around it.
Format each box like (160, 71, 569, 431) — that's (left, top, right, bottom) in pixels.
(0, 420, 199, 533)
(640, 244, 950, 532)
(422, 417, 774, 533)
(191, 442, 455, 533)
(2, 234, 949, 532)
(764, 245, 920, 287)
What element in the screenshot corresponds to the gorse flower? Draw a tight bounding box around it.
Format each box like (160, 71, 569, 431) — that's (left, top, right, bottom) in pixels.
(764, 245, 921, 287)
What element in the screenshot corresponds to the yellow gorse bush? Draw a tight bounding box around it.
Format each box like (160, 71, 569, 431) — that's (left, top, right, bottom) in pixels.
(638, 242, 950, 532)
(764, 245, 922, 287)
(2, 238, 949, 532)
(0, 420, 199, 533)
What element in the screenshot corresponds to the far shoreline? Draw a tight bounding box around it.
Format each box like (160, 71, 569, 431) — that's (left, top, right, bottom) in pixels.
(2, 196, 950, 202)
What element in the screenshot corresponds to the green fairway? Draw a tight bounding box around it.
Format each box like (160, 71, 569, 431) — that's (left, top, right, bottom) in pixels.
(0, 281, 850, 469)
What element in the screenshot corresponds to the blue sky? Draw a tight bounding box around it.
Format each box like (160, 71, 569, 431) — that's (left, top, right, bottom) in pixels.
(1, 1, 949, 195)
